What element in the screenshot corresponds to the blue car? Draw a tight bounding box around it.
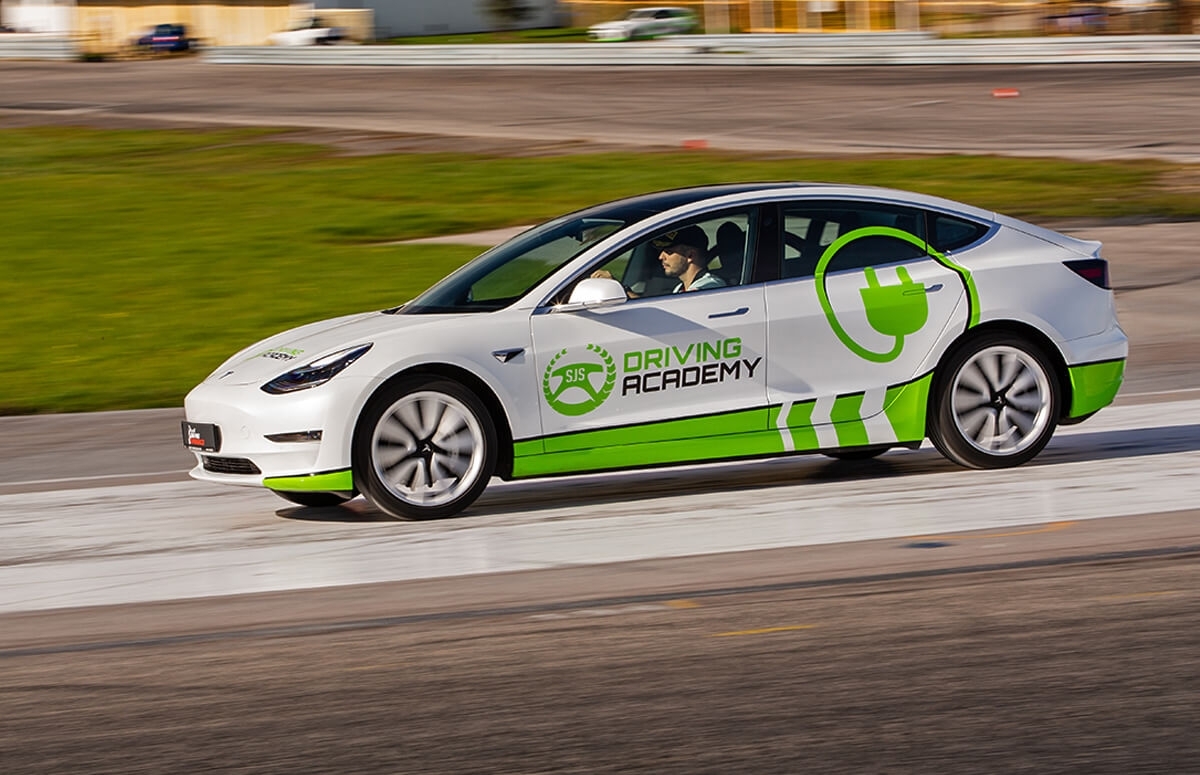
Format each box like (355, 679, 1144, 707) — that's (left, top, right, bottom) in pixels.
(135, 24, 194, 54)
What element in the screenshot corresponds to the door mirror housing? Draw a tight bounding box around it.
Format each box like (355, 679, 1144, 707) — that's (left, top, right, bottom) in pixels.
(555, 277, 628, 312)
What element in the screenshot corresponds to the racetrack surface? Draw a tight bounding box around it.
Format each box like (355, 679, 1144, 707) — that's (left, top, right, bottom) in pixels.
(2, 59, 1199, 773)
(4, 61, 1200, 162)
(2, 535, 1198, 774)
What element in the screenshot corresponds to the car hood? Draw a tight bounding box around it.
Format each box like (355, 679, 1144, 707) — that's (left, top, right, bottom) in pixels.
(205, 308, 445, 386)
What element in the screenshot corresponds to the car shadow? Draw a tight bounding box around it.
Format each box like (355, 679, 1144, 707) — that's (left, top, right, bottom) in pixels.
(276, 423, 1200, 523)
(276, 501, 396, 523)
(1032, 423, 1200, 465)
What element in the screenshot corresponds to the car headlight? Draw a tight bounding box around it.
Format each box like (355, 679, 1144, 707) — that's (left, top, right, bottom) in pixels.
(261, 344, 372, 394)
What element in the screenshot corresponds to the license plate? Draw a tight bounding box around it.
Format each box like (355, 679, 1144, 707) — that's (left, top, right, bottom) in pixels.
(181, 421, 221, 452)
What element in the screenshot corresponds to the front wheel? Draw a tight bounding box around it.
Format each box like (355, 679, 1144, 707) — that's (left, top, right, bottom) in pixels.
(929, 333, 1060, 469)
(353, 377, 497, 520)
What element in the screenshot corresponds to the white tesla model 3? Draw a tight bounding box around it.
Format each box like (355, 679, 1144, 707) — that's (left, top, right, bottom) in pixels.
(183, 183, 1127, 519)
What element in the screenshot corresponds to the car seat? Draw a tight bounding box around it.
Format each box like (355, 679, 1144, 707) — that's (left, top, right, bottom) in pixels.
(713, 221, 746, 285)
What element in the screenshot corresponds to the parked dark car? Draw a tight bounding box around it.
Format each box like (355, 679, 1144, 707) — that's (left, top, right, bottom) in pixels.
(1042, 3, 1109, 32)
(134, 24, 196, 53)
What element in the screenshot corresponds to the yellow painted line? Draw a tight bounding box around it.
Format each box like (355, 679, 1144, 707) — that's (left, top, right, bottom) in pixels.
(711, 624, 817, 638)
(914, 520, 1078, 542)
(666, 599, 700, 609)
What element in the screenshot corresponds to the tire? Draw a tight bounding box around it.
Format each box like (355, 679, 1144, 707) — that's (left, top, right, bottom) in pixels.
(928, 332, 1060, 469)
(353, 377, 497, 520)
(275, 490, 356, 508)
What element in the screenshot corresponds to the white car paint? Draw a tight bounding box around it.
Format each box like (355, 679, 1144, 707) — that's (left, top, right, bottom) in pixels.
(268, 18, 344, 46)
(588, 7, 698, 41)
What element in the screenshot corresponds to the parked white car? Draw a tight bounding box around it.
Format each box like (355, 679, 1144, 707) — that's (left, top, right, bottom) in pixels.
(588, 7, 698, 41)
(268, 17, 344, 46)
(183, 183, 1127, 520)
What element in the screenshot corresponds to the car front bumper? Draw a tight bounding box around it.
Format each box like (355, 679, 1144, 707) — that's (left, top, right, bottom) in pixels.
(183, 375, 374, 488)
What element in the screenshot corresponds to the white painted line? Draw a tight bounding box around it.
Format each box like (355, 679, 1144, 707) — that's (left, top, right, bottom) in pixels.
(1119, 387, 1200, 398)
(0, 397, 1195, 614)
(13, 470, 188, 486)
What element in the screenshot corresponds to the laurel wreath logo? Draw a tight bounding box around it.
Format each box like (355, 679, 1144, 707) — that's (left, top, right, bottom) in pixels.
(542, 344, 617, 416)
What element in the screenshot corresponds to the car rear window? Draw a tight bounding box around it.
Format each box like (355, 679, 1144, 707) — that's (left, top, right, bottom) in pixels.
(929, 213, 990, 253)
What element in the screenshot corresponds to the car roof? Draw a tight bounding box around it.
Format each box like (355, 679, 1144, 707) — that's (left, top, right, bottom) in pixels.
(574, 182, 996, 223)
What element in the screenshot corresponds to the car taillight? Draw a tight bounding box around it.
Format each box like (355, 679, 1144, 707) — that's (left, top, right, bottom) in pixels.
(1064, 258, 1110, 289)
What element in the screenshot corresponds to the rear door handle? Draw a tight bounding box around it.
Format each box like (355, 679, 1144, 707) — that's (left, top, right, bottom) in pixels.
(708, 307, 750, 319)
(925, 283, 944, 293)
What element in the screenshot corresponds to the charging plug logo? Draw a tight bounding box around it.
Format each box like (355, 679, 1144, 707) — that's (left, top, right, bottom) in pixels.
(815, 227, 936, 363)
(860, 265, 929, 339)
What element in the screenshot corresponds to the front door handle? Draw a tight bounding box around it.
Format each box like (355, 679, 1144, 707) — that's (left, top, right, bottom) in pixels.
(708, 307, 750, 319)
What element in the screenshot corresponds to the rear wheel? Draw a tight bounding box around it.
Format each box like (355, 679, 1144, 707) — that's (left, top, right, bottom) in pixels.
(929, 333, 1060, 469)
(353, 377, 496, 520)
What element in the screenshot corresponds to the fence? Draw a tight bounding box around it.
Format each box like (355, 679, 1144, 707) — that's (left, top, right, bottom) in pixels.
(561, 0, 1196, 35)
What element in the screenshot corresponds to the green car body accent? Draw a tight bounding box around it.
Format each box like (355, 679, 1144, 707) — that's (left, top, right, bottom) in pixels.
(264, 469, 354, 493)
(511, 373, 933, 478)
(829, 392, 871, 447)
(774, 400, 819, 451)
(883, 373, 934, 441)
(815, 227, 980, 364)
(1067, 359, 1125, 419)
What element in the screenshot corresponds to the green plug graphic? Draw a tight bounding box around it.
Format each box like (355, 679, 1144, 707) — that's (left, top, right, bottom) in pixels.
(860, 266, 929, 339)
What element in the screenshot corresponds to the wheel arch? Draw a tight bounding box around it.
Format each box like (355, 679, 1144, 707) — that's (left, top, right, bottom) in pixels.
(353, 363, 516, 480)
(927, 320, 1072, 433)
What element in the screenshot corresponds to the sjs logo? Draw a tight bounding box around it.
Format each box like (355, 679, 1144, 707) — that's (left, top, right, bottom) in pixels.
(542, 344, 617, 416)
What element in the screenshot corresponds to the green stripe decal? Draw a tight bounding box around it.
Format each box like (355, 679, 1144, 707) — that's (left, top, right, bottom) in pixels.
(782, 400, 819, 450)
(883, 373, 933, 442)
(1068, 359, 1125, 418)
(513, 412, 777, 478)
(830, 393, 870, 447)
(264, 469, 354, 493)
(543, 408, 765, 453)
(512, 373, 936, 479)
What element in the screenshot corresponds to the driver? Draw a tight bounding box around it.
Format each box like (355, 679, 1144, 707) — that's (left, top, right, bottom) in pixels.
(653, 225, 726, 293)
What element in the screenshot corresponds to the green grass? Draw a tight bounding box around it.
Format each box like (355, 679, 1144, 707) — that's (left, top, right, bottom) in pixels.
(3, 125, 1198, 415)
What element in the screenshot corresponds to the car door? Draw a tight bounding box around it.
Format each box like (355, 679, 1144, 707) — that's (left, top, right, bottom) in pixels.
(529, 211, 769, 463)
(763, 199, 970, 451)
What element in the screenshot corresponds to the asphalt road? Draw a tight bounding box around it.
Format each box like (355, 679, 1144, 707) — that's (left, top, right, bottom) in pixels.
(3, 60, 1200, 162)
(2, 59, 1199, 774)
(2, 524, 1198, 774)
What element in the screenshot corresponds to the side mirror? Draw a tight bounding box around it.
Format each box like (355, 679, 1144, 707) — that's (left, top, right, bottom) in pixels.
(554, 277, 628, 313)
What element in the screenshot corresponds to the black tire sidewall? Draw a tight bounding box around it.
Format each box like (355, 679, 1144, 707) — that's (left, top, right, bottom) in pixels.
(353, 377, 497, 520)
(930, 332, 1060, 469)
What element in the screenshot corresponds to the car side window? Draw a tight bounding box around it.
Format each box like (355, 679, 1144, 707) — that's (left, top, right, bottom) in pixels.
(779, 201, 928, 279)
(586, 208, 758, 298)
(928, 212, 989, 253)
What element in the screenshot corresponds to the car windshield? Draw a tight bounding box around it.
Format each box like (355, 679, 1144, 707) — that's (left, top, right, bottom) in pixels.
(627, 10, 657, 19)
(397, 216, 626, 314)
(393, 183, 789, 314)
